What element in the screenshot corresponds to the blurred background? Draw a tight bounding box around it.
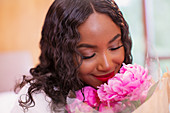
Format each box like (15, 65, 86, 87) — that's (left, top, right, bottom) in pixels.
(0, 0, 53, 92)
(116, 0, 170, 80)
(0, 0, 53, 112)
(0, 0, 170, 112)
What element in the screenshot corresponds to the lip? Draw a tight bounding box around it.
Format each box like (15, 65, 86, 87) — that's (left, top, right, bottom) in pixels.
(93, 71, 115, 82)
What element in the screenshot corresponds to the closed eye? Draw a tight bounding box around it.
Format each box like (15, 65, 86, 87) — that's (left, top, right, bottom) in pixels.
(82, 53, 96, 59)
(109, 45, 123, 51)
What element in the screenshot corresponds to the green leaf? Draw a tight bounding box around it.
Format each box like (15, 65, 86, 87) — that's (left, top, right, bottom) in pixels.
(145, 81, 159, 101)
(119, 100, 141, 113)
(130, 100, 141, 108)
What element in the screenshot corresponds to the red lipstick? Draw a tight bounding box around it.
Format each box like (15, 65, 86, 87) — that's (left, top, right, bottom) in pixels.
(94, 71, 115, 82)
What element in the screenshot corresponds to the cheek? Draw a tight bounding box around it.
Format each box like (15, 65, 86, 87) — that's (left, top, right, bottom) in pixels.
(113, 48, 125, 71)
(113, 48, 125, 63)
(79, 61, 96, 75)
(120, 50, 125, 63)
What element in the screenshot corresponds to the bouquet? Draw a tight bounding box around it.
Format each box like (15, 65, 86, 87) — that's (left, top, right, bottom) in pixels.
(133, 69, 170, 113)
(67, 63, 155, 113)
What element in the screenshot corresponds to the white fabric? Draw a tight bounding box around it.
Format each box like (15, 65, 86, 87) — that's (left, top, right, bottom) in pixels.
(0, 92, 17, 113)
(10, 85, 52, 113)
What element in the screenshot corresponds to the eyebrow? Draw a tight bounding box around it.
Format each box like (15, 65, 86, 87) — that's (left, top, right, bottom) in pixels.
(77, 44, 97, 48)
(108, 34, 121, 44)
(77, 33, 121, 48)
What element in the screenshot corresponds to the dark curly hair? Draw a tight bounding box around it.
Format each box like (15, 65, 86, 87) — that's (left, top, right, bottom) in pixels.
(17, 0, 132, 112)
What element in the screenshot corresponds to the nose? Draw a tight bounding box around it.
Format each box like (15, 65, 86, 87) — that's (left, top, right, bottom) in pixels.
(97, 52, 113, 72)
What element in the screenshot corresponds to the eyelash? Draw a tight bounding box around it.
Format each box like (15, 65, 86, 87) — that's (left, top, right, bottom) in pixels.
(82, 45, 123, 59)
(82, 53, 96, 59)
(109, 45, 123, 51)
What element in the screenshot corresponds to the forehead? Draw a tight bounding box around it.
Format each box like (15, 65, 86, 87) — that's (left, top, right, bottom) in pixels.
(78, 12, 121, 44)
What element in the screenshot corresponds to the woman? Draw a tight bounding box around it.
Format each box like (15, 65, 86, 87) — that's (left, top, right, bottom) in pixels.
(12, 0, 132, 112)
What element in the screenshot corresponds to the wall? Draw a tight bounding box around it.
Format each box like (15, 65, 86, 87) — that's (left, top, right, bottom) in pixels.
(0, 0, 53, 92)
(0, 0, 53, 65)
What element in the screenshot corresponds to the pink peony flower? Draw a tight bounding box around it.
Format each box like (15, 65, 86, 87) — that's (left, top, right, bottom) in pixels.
(67, 63, 152, 113)
(75, 86, 100, 107)
(119, 63, 152, 102)
(97, 63, 152, 104)
(67, 86, 99, 113)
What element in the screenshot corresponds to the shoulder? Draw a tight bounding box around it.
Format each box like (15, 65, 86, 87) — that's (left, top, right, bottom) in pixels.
(11, 84, 52, 113)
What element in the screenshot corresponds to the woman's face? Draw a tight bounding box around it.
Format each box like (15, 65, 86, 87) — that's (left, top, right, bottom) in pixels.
(77, 12, 125, 88)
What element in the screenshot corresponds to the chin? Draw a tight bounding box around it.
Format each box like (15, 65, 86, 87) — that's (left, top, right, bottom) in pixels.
(92, 82, 103, 89)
